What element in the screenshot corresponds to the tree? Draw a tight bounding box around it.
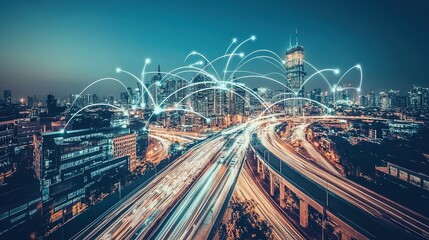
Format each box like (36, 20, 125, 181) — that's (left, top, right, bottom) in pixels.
(219, 199, 274, 240)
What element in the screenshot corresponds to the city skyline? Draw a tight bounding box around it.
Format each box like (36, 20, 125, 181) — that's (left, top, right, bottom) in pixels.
(1, 0, 429, 97)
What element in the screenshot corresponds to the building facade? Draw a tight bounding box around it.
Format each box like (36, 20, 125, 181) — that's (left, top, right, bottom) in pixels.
(285, 32, 306, 114)
(37, 127, 134, 228)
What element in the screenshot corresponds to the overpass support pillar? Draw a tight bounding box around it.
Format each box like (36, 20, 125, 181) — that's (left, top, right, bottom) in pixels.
(279, 182, 286, 208)
(261, 164, 265, 180)
(341, 231, 352, 240)
(269, 171, 275, 196)
(257, 158, 261, 173)
(299, 199, 309, 228)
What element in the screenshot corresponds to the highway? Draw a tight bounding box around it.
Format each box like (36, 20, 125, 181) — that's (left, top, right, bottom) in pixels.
(150, 132, 192, 144)
(257, 121, 429, 239)
(148, 128, 207, 141)
(146, 134, 171, 164)
(290, 123, 342, 176)
(150, 126, 252, 240)
(70, 134, 226, 240)
(234, 163, 305, 240)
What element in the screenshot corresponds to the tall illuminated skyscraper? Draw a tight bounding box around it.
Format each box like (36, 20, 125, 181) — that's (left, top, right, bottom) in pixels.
(285, 30, 306, 114)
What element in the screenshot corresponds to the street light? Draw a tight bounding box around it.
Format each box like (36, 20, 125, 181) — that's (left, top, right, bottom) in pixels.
(119, 181, 122, 200)
(322, 181, 330, 240)
(62, 208, 66, 240)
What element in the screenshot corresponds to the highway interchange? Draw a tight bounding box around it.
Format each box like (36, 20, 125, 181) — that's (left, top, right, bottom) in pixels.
(69, 116, 429, 240)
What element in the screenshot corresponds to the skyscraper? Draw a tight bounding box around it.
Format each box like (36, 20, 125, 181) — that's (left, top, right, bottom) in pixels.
(285, 30, 306, 114)
(4, 90, 11, 105)
(409, 86, 429, 110)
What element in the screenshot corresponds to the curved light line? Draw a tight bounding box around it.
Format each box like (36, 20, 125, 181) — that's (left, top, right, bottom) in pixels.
(158, 80, 271, 115)
(161, 65, 219, 83)
(185, 51, 222, 81)
(118, 69, 156, 107)
(144, 71, 192, 84)
(175, 86, 256, 114)
(144, 107, 210, 128)
(336, 65, 360, 88)
(68, 78, 130, 112)
(184, 53, 242, 82)
(140, 60, 151, 107)
(269, 92, 295, 102)
(224, 38, 237, 56)
(225, 70, 285, 78)
(259, 97, 330, 118)
(229, 55, 286, 81)
(223, 36, 253, 81)
(296, 68, 339, 93)
(64, 103, 124, 130)
(336, 87, 360, 91)
(303, 60, 332, 90)
(232, 75, 294, 92)
(162, 108, 209, 120)
(238, 49, 285, 67)
(158, 81, 215, 107)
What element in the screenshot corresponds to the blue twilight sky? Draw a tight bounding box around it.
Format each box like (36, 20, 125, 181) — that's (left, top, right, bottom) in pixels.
(1, 0, 429, 99)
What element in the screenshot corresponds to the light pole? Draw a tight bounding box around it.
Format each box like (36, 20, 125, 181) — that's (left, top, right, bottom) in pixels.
(322, 182, 329, 240)
(119, 181, 122, 200)
(264, 150, 270, 164)
(62, 208, 66, 240)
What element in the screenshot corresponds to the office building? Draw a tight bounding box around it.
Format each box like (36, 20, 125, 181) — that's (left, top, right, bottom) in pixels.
(37, 126, 134, 228)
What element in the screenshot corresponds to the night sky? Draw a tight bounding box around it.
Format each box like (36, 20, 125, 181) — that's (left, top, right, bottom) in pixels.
(1, 0, 429, 99)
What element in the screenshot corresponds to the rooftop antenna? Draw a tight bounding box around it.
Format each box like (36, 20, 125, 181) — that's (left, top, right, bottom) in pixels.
(289, 33, 292, 48)
(295, 29, 299, 46)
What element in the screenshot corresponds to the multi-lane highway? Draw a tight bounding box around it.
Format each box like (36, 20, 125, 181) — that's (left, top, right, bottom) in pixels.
(145, 134, 171, 164)
(257, 121, 429, 239)
(148, 128, 207, 141)
(151, 126, 252, 240)
(70, 133, 226, 240)
(290, 123, 342, 176)
(66, 116, 429, 240)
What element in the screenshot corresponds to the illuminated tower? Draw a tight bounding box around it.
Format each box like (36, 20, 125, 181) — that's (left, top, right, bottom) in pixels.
(285, 30, 306, 114)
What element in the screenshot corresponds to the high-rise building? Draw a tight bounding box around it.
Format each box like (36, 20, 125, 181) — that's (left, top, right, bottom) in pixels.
(0, 118, 15, 177)
(4, 90, 11, 106)
(388, 90, 398, 109)
(285, 30, 306, 114)
(175, 78, 187, 102)
(120, 92, 130, 106)
(380, 92, 389, 110)
(191, 74, 210, 116)
(160, 78, 178, 106)
(396, 95, 408, 109)
(46, 94, 57, 114)
(368, 91, 376, 108)
(232, 83, 246, 116)
(310, 88, 322, 103)
(409, 86, 429, 110)
(360, 95, 368, 107)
